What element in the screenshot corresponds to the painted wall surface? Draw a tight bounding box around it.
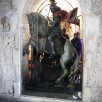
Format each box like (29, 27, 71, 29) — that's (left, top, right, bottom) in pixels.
(0, 0, 102, 102)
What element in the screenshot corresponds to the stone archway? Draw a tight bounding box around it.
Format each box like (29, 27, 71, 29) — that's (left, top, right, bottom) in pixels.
(18, 0, 101, 102)
(20, 0, 83, 99)
(0, 0, 101, 101)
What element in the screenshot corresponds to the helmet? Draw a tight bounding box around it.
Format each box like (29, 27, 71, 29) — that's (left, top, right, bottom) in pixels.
(50, 0, 55, 2)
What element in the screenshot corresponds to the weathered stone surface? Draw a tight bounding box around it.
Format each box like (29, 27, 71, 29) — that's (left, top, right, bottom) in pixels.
(2, 64, 15, 82)
(95, 16, 102, 71)
(79, 0, 92, 14)
(83, 34, 98, 87)
(14, 65, 20, 82)
(13, 50, 20, 65)
(82, 86, 92, 102)
(4, 34, 15, 47)
(1, 16, 10, 32)
(0, 0, 102, 102)
(0, 46, 13, 65)
(1, 81, 14, 95)
(91, 0, 102, 15)
(0, 33, 4, 43)
(84, 14, 100, 35)
(0, 64, 3, 87)
(95, 36, 102, 71)
(95, 71, 102, 88)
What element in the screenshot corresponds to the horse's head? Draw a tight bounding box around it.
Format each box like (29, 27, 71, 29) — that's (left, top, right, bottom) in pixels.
(27, 12, 49, 36)
(27, 13, 38, 35)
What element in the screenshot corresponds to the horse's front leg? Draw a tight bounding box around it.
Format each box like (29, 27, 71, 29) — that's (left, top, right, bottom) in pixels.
(55, 57, 68, 84)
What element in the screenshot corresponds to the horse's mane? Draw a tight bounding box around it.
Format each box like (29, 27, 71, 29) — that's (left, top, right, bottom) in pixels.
(31, 13, 47, 24)
(27, 12, 49, 36)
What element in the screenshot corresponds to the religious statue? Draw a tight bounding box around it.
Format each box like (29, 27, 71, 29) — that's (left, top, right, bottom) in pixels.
(23, 0, 81, 92)
(48, 0, 66, 58)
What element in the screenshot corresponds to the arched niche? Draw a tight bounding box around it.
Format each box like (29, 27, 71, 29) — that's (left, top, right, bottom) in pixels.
(20, 0, 83, 100)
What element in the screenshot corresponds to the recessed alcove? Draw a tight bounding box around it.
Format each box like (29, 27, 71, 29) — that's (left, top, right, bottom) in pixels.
(21, 0, 83, 100)
(0, 0, 101, 101)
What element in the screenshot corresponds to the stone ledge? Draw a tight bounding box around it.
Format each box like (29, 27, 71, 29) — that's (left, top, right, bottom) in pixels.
(0, 95, 82, 102)
(20, 95, 82, 102)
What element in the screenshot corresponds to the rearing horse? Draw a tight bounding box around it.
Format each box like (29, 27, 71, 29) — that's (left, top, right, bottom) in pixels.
(23, 12, 79, 85)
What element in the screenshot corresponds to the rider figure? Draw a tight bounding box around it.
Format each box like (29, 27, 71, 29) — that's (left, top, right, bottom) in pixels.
(48, 0, 65, 57)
